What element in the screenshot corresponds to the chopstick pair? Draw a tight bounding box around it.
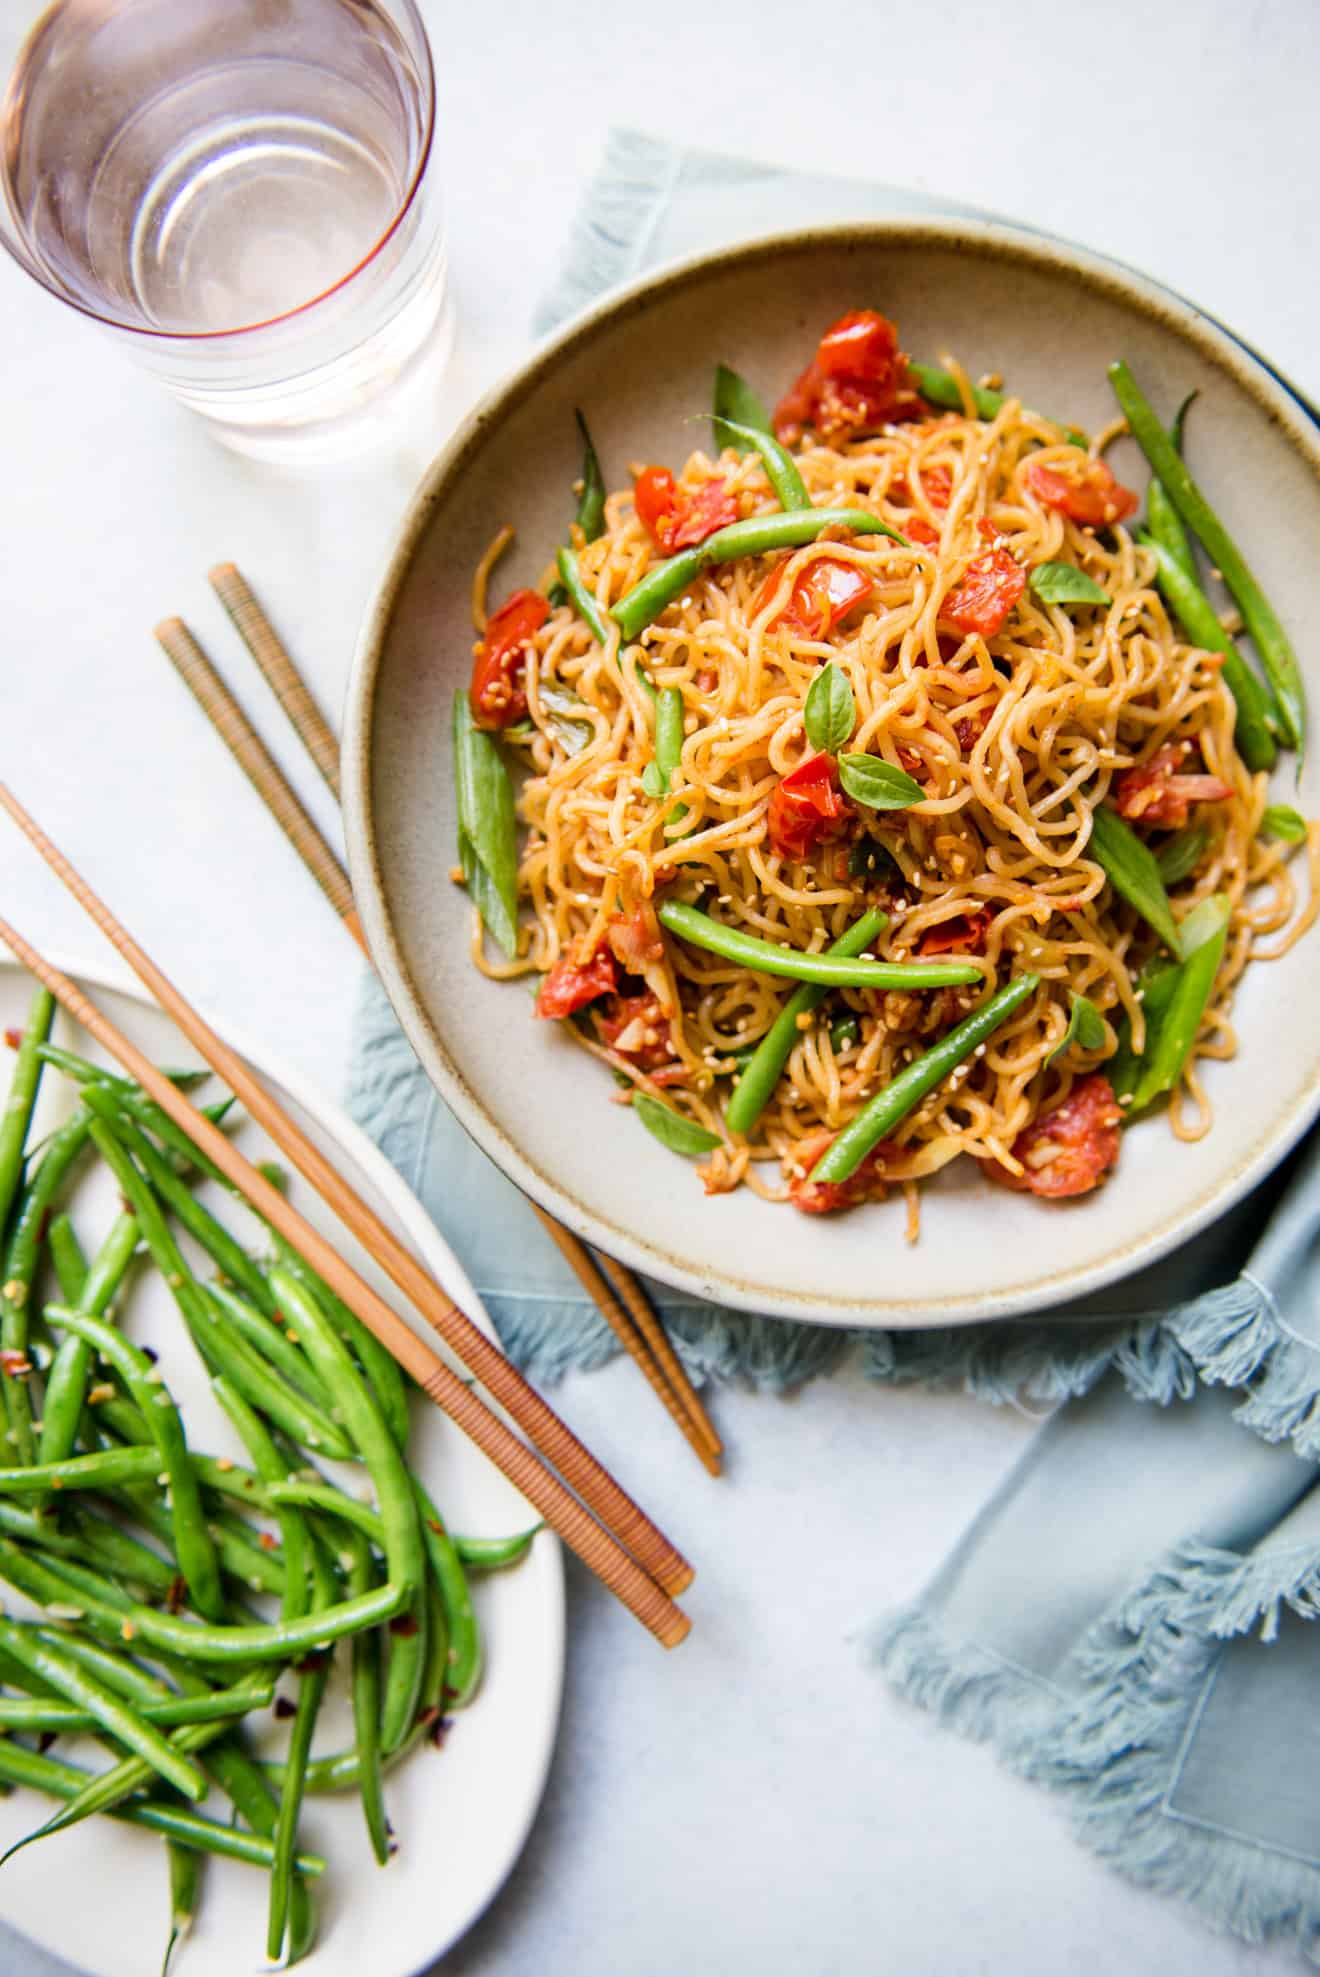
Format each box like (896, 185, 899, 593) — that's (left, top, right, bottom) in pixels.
(155, 567, 722, 1477)
(0, 785, 691, 1648)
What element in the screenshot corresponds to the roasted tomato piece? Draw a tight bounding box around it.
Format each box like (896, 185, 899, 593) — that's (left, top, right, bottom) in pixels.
(921, 463, 953, 510)
(942, 549, 1026, 639)
(535, 945, 618, 1019)
(954, 706, 991, 751)
(753, 555, 876, 638)
(1023, 458, 1138, 527)
(988, 1073, 1122, 1198)
(634, 466, 739, 554)
(773, 309, 922, 446)
(905, 516, 941, 548)
(918, 907, 994, 956)
(597, 991, 673, 1070)
(767, 753, 854, 861)
(606, 904, 665, 975)
(470, 589, 548, 730)
(1113, 742, 1233, 830)
(788, 1128, 900, 1214)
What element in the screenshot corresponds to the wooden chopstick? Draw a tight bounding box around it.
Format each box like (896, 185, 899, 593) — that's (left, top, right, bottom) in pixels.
(156, 614, 719, 1476)
(0, 786, 693, 1628)
(182, 580, 722, 1466)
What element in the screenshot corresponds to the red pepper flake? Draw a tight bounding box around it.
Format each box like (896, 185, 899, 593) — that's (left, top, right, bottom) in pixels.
(417, 1705, 441, 1729)
(293, 1651, 328, 1675)
(273, 1695, 297, 1720)
(426, 1517, 446, 1536)
(0, 1350, 33, 1380)
(389, 1613, 420, 1638)
(3, 1029, 21, 1050)
(429, 1716, 453, 1750)
(441, 1684, 461, 1703)
(36, 1207, 52, 1245)
(166, 1574, 188, 1615)
(257, 1531, 277, 1552)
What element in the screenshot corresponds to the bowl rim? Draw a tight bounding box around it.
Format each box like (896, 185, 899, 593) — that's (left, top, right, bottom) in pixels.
(343, 214, 1320, 1329)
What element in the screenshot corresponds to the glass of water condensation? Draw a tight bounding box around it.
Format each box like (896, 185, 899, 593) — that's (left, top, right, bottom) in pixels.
(0, 0, 453, 463)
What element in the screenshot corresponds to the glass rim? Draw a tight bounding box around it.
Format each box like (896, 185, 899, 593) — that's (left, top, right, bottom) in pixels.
(0, 0, 438, 343)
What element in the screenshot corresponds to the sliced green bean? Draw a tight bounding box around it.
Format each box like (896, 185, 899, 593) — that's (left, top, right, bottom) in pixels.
(268, 1479, 383, 1546)
(908, 361, 1004, 422)
(32, 1044, 209, 1100)
(725, 908, 889, 1135)
(210, 1376, 309, 1622)
(713, 415, 811, 511)
(267, 1617, 331, 1959)
(556, 545, 611, 646)
(0, 1674, 272, 1732)
(1126, 894, 1232, 1114)
(1139, 534, 1277, 773)
(43, 1301, 224, 1621)
(1145, 392, 1199, 585)
(205, 1283, 334, 1410)
(414, 1478, 482, 1708)
(613, 508, 909, 642)
(0, 1616, 206, 1800)
(63, 1505, 178, 1596)
(343, 1523, 390, 1865)
(3, 1112, 91, 1467)
(454, 1528, 541, 1570)
(0, 1741, 326, 1875)
(0, 1444, 163, 1493)
(651, 684, 689, 831)
(109, 1107, 274, 1314)
(39, 1211, 140, 1471)
(657, 899, 979, 990)
(809, 973, 1041, 1184)
(1110, 358, 1303, 749)
(0, 988, 54, 1234)
(266, 1240, 410, 1452)
(1087, 803, 1183, 956)
(46, 1213, 87, 1302)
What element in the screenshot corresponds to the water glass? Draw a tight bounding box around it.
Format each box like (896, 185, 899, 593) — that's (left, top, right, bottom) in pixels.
(0, 0, 454, 462)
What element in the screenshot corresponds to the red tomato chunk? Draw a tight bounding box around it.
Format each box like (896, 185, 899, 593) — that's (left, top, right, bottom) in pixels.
(754, 555, 876, 638)
(788, 1129, 899, 1214)
(470, 589, 548, 730)
(988, 1073, 1122, 1198)
(767, 753, 853, 861)
(597, 991, 673, 1070)
(918, 908, 993, 956)
(1023, 458, 1138, 528)
(535, 946, 618, 1019)
(773, 310, 923, 447)
(1113, 743, 1233, 831)
(942, 549, 1026, 638)
(634, 466, 739, 554)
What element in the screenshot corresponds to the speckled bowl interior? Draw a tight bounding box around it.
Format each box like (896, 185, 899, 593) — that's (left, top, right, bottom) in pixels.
(343, 220, 1320, 1328)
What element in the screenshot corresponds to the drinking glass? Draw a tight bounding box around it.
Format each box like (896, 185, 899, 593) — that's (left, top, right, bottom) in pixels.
(0, 0, 454, 463)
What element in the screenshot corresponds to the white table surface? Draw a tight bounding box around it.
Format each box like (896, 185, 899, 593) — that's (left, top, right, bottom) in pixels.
(4, 1, 1318, 1971)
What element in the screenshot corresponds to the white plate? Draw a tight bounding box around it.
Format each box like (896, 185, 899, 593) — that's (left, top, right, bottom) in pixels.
(0, 956, 564, 1977)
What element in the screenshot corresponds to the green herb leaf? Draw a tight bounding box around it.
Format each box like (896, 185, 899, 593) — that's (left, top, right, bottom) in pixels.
(1029, 561, 1111, 607)
(1045, 991, 1107, 1067)
(574, 410, 606, 542)
(1155, 825, 1208, 886)
(848, 836, 899, 881)
(804, 664, 855, 755)
(838, 755, 924, 811)
(1262, 804, 1308, 844)
(829, 1016, 860, 1053)
(633, 1095, 723, 1158)
(538, 682, 594, 757)
(546, 582, 568, 609)
(1088, 803, 1182, 956)
(640, 761, 666, 799)
(453, 693, 519, 958)
(713, 363, 773, 451)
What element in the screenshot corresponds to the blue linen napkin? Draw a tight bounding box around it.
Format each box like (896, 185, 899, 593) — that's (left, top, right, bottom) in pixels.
(346, 130, 1320, 1963)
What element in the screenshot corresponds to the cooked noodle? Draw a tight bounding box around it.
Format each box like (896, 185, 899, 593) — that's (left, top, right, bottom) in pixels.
(464, 377, 1315, 1225)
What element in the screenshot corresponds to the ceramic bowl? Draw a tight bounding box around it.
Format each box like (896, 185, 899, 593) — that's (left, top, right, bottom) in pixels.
(343, 219, 1320, 1328)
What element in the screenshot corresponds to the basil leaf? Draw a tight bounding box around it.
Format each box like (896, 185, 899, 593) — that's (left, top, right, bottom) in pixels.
(452, 692, 519, 959)
(829, 1016, 860, 1053)
(838, 754, 923, 811)
(1029, 561, 1110, 606)
(633, 1094, 723, 1158)
(804, 664, 855, 755)
(713, 363, 773, 452)
(640, 760, 666, 799)
(538, 682, 594, 758)
(1155, 825, 1208, 886)
(574, 409, 606, 542)
(1262, 804, 1308, 844)
(849, 835, 899, 881)
(1088, 803, 1182, 956)
(1045, 990, 1106, 1067)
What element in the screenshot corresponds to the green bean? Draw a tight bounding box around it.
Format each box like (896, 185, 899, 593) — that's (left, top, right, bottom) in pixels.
(205, 1284, 334, 1410)
(198, 1736, 321, 1959)
(1138, 533, 1278, 773)
(38, 1049, 232, 1187)
(712, 415, 811, 511)
(342, 1522, 390, 1865)
(0, 1534, 405, 1660)
(1154, 824, 1210, 888)
(265, 1240, 410, 1452)
(163, 1840, 201, 1977)
(39, 1211, 140, 1472)
(651, 684, 689, 831)
(454, 1528, 541, 1570)
(46, 1213, 87, 1302)
(656, 899, 980, 990)
(266, 1610, 331, 1959)
(413, 1478, 482, 1708)
(908, 362, 1005, 422)
(0, 1742, 326, 1875)
(555, 545, 612, 646)
(0, 987, 53, 1235)
(1145, 392, 1199, 585)
(809, 974, 1041, 1184)
(115, 1481, 285, 1600)
(44, 1303, 224, 1621)
(612, 508, 909, 642)
(571, 407, 606, 542)
(454, 689, 520, 960)
(712, 362, 773, 447)
(107, 1104, 274, 1314)
(32, 1044, 209, 1098)
(1126, 894, 1232, 1115)
(3, 1112, 91, 1467)
(0, 1616, 206, 1800)
(210, 1377, 309, 1622)
(63, 1505, 178, 1596)
(725, 908, 889, 1135)
(0, 1674, 273, 1732)
(269, 1267, 424, 1751)
(1087, 803, 1183, 956)
(0, 1444, 163, 1493)
(1110, 358, 1304, 750)
(268, 1479, 383, 1545)
(29, 1625, 168, 1700)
